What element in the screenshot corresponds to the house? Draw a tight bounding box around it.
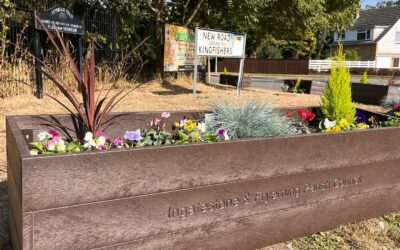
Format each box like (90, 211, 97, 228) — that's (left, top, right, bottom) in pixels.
(330, 6, 400, 68)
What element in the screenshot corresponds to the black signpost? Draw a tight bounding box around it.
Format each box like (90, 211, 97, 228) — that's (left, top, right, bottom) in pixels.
(33, 5, 85, 99)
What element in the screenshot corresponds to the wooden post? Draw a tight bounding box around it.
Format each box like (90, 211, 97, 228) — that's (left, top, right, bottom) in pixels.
(33, 29, 43, 99)
(207, 57, 211, 84)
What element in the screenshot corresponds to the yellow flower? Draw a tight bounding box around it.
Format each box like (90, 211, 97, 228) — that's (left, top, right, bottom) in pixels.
(183, 120, 197, 132)
(368, 116, 376, 123)
(394, 111, 400, 117)
(332, 125, 341, 132)
(356, 123, 368, 129)
(338, 118, 349, 128)
(175, 122, 180, 128)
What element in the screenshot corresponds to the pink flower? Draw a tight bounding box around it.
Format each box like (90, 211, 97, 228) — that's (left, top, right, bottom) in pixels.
(96, 131, 105, 137)
(161, 112, 170, 118)
(155, 118, 161, 125)
(393, 104, 400, 111)
(45, 136, 60, 151)
(217, 128, 225, 135)
(113, 136, 124, 148)
(96, 144, 106, 150)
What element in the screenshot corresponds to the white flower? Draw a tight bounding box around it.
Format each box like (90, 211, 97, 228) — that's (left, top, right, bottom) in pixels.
(38, 131, 51, 141)
(223, 131, 230, 141)
(47, 142, 56, 151)
(83, 132, 97, 149)
(84, 132, 93, 142)
(179, 119, 187, 128)
(323, 118, 336, 129)
(197, 122, 206, 133)
(30, 150, 38, 155)
(57, 139, 66, 151)
(96, 136, 106, 146)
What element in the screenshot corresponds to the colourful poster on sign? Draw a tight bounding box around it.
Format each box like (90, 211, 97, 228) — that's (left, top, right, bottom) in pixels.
(164, 24, 204, 72)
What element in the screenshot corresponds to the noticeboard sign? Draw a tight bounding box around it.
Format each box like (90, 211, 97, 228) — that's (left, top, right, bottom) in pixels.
(35, 5, 84, 35)
(164, 24, 205, 72)
(195, 28, 246, 58)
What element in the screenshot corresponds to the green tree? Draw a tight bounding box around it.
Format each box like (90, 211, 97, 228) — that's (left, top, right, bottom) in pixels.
(345, 49, 361, 61)
(366, 0, 400, 9)
(321, 44, 356, 123)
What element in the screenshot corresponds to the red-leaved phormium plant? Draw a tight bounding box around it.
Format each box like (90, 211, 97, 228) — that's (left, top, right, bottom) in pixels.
(33, 14, 138, 139)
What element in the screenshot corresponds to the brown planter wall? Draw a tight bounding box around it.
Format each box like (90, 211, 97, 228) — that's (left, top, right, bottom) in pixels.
(7, 111, 400, 249)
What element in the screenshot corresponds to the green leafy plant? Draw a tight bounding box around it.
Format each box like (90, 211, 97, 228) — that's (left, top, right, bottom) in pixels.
(173, 118, 218, 144)
(360, 70, 368, 84)
(33, 15, 139, 139)
(205, 99, 298, 139)
(321, 43, 356, 123)
(140, 112, 173, 146)
(293, 77, 301, 92)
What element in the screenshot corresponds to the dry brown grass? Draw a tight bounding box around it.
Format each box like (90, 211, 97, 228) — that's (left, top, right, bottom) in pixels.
(0, 78, 396, 249)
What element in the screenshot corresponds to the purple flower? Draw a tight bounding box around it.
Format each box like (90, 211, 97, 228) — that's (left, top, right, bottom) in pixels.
(217, 128, 225, 135)
(124, 129, 142, 141)
(355, 111, 366, 124)
(161, 112, 170, 118)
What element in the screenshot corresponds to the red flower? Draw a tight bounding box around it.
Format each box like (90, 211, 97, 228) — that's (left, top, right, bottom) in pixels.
(297, 108, 315, 121)
(393, 104, 400, 111)
(305, 110, 315, 121)
(287, 111, 293, 117)
(48, 129, 60, 138)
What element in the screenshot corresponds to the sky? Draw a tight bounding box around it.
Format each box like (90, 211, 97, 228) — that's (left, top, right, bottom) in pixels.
(362, 0, 380, 8)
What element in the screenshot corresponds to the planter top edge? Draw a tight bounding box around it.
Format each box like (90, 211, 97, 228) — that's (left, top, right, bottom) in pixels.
(21, 125, 400, 161)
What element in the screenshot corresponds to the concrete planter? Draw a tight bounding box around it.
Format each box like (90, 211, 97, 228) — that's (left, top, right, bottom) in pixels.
(7, 111, 400, 249)
(351, 83, 389, 106)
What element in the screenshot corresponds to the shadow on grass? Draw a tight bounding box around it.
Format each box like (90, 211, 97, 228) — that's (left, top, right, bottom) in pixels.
(152, 81, 202, 95)
(0, 180, 11, 250)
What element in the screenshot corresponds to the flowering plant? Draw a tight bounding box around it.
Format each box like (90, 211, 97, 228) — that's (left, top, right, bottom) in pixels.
(288, 108, 316, 134)
(174, 118, 219, 144)
(141, 112, 173, 146)
(30, 130, 79, 155)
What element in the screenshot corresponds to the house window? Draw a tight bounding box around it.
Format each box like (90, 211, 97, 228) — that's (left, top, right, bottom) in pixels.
(357, 29, 371, 40)
(396, 32, 400, 43)
(340, 32, 346, 40)
(393, 58, 399, 68)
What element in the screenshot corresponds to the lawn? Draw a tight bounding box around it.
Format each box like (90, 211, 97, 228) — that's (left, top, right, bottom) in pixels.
(0, 78, 398, 249)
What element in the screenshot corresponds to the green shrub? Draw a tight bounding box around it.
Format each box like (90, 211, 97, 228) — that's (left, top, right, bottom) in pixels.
(360, 71, 368, 84)
(345, 49, 361, 61)
(205, 99, 298, 139)
(223, 67, 228, 75)
(321, 43, 356, 123)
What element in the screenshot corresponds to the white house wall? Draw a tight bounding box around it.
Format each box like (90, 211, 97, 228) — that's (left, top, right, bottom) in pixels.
(372, 27, 386, 40)
(377, 19, 400, 56)
(376, 56, 392, 68)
